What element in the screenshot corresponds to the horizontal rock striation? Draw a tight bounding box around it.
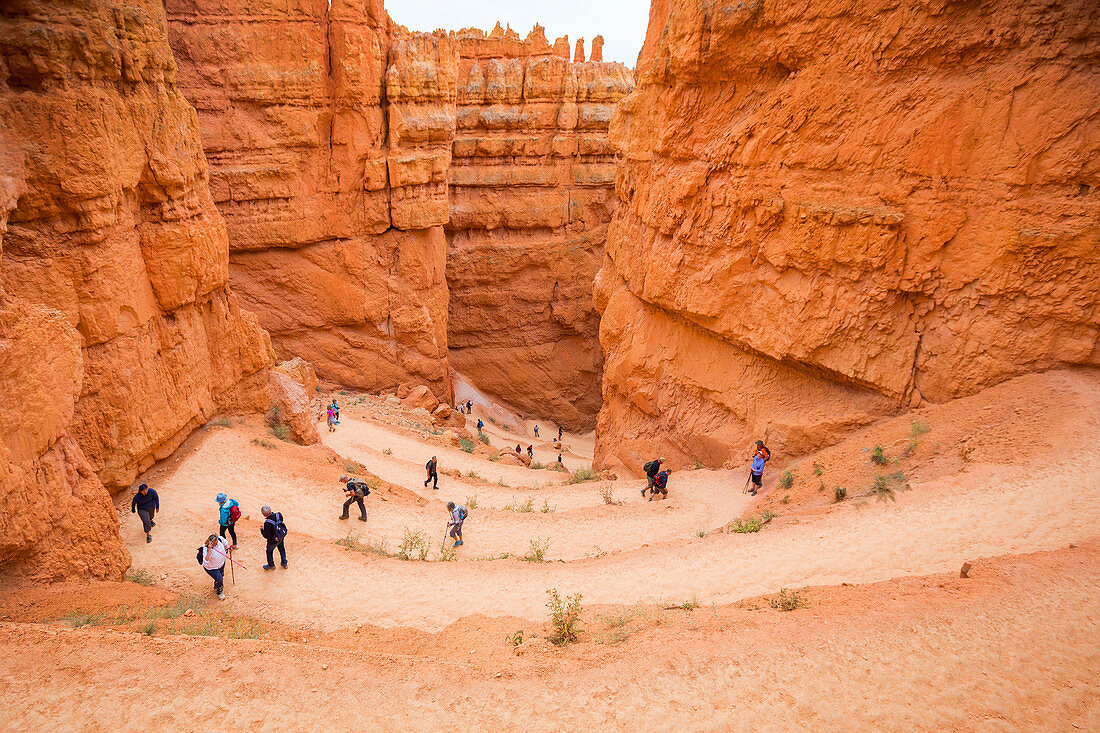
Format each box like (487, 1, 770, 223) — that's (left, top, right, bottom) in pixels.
(166, 0, 452, 400)
(167, 8, 633, 427)
(0, 0, 273, 578)
(446, 26, 633, 431)
(596, 0, 1100, 470)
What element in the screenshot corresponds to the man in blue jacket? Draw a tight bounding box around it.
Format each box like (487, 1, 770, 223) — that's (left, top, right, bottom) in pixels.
(130, 483, 159, 543)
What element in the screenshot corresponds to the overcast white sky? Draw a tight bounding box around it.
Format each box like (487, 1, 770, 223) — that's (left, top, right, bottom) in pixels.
(386, 0, 651, 66)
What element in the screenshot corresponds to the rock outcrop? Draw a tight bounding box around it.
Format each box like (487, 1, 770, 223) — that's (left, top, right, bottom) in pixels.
(596, 0, 1100, 471)
(165, 0, 452, 400)
(165, 9, 634, 430)
(446, 26, 634, 431)
(0, 0, 272, 578)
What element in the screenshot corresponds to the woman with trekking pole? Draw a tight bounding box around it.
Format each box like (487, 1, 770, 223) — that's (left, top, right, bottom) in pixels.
(198, 534, 247, 600)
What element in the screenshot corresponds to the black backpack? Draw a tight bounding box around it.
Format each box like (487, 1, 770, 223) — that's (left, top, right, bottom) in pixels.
(266, 513, 289, 541)
(643, 460, 660, 476)
(196, 547, 204, 565)
(349, 479, 370, 497)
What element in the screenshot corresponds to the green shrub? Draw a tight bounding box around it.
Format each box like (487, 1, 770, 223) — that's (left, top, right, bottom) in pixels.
(478, 431, 491, 445)
(870, 445, 889, 465)
(272, 424, 290, 441)
(778, 470, 794, 490)
(208, 417, 232, 428)
(465, 493, 478, 510)
(695, 529, 707, 538)
(142, 621, 157, 636)
(813, 463, 823, 476)
(597, 485, 623, 505)
(565, 466, 607, 484)
(870, 471, 909, 502)
(507, 629, 524, 646)
(540, 499, 555, 513)
(834, 485, 847, 502)
(459, 438, 474, 454)
(770, 588, 804, 612)
(437, 543, 457, 562)
(251, 437, 275, 449)
(125, 568, 155, 586)
(336, 534, 390, 557)
(503, 497, 534, 513)
(727, 510, 776, 534)
(383, 448, 393, 456)
(546, 588, 583, 645)
(397, 528, 430, 561)
(524, 537, 550, 562)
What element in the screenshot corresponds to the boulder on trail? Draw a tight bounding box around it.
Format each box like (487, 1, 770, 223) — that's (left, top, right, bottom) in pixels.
(403, 384, 439, 412)
(497, 451, 529, 467)
(266, 371, 320, 445)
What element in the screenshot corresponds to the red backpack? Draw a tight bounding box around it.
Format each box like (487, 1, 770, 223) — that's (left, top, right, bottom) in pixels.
(229, 504, 242, 523)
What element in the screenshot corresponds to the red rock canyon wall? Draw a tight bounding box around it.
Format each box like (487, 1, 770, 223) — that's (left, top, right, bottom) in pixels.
(446, 27, 633, 431)
(595, 0, 1100, 470)
(0, 0, 273, 578)
(166, 8, 633, 429)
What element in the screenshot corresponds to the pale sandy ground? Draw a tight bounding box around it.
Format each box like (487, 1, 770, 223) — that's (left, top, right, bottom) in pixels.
(112, 372, 1100, 632)
(2, 370, 1098, 730)
(1, 545, 1097, 731)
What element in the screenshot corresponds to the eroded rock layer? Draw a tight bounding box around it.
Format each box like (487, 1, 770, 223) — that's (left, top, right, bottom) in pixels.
(166, 0, 453, 400)
(445, 27, 632, 431)
(0, 0, 272, 578)
(166, 8, 633, 426)
(596, 0, 1100, 470)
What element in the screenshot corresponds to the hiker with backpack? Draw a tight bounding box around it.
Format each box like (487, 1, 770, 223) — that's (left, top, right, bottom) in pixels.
(527, 444, 534, 459)
(424, 456, 438, 490)
(339, 475, 370, 521)
(130, 483, 159, 544)
(331, 399, 340, 424)
(534, 425, 539, 438)
(260, 505, 288, 570)
(476, 418, 484, 431)
(642, 458, 665, 497)
(216, 493, 241, 548)
(446, 501, 467, 547)
(649, 468, 672, 500)
(748, 441, 770, 496)
(198, 533, 231, 600)
(326, 404, 337, 432)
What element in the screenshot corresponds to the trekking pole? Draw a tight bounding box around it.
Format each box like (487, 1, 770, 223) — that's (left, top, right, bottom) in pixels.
(212, 546, 247, 570)
(229, 547, 235, 585)
(743, 473, 751, 494)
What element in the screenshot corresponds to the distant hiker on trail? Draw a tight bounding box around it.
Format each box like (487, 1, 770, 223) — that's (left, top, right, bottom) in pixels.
(534, 425, 539, 438)
(130, 483, 159, 544)
(425, 455, 439, 490)
(466, 400, 473, 413)
(477, 418, 484, 431)
(331, 399, 340, 424)
(558, 426, 563, 441)
(642, 458, 665, 497)
(649, 469, 671, 501)
(446, 501, 466, 548)
(216, 492, 241, 548)
(527, 445, 534, 459)
(557, 453, 563, 466)
(515, 444, 521, 454)
(748, 445, 769, 496)
(198, 534, 231, 600)
(260, 505, 288, 570)
(339, 475, 370, 521)
(326, 405, 337, 432)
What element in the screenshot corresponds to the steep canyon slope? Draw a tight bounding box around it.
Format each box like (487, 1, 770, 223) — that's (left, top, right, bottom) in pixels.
(0, 0, 273, 578)
(595, 0, 1100, 470)
(446, 28, 633, 431)
(165, 8, 633, 430)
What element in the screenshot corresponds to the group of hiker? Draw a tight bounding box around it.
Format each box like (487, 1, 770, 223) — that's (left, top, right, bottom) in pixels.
(133, 398, 775, 602)
(639, 439, 772, 500)
(133, 484, 289, 600)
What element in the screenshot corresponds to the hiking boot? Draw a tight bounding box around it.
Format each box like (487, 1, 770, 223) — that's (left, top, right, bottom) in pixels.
(263, 564, 275, 570)
(453, 541, 463, 547)
(151, 521, 156, 528)
(339, 513, 349, 520)
(358, 516, 368, 522)
(217, 592, 226, 600)
(280, 563, 288, 569)
(230, 545, 237, 550)
(146, 534, 152, 543)
(640, 489, 646, 497)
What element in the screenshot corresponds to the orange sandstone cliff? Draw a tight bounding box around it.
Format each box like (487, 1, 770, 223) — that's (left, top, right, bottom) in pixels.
(165, 0, 453, 400)
(0, 0, 273, 578)
(165, 8, 633, 429)
(595, 0, 1100, 470)
(446, 27, 633, 431)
